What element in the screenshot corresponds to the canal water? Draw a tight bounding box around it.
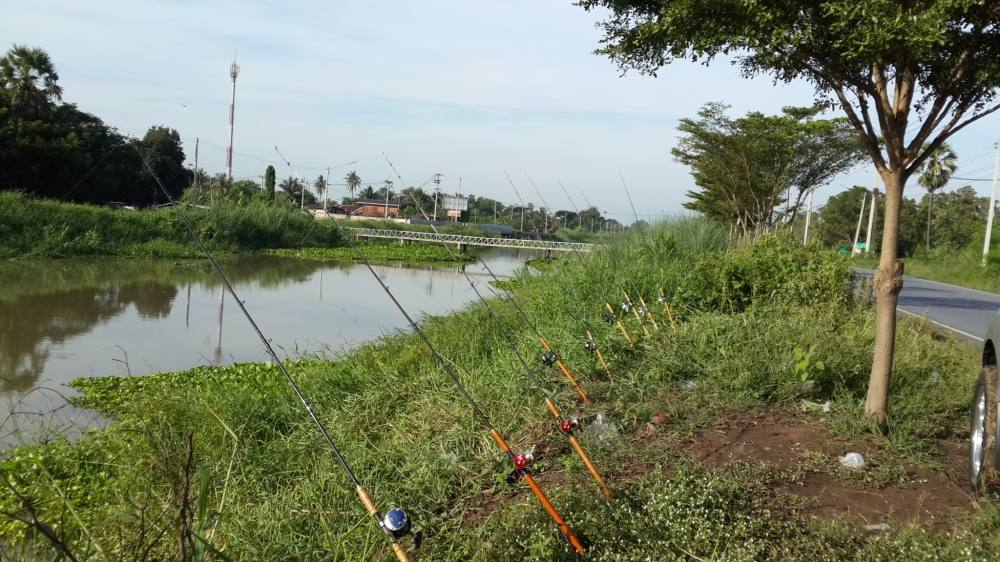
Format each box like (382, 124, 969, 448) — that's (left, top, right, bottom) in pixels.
(0, 249, 538, 447)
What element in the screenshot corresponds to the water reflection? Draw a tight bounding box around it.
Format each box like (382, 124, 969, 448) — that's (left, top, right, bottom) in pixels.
(0, 250, 534, 445)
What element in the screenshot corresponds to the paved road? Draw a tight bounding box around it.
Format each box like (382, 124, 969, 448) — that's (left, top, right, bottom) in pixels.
(859, 271, 1000, 342)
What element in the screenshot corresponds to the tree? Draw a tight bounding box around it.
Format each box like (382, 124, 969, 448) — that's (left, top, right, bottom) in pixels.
(920, 185, 985, 251)
(137, 126, 190, 204)
(313, 174, 328, 211)
(917, 143, 958, 252)
(264, 165, 276, 200)
(581, 0, 1000, 424)
(357, 185, 378, 200)
(675, 103, 864, 237)
(344, 171, 362, 202)
(278, 176, 315, 205)
(0, 45, 62, 114)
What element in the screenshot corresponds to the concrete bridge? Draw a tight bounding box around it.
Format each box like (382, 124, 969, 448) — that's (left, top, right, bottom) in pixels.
(341, 227, 596, 253)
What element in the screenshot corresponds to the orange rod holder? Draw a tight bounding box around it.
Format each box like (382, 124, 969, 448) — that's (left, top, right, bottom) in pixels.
(587, 330, 613, 379)
(544, 398, 613, 498)
(638, 295, 658, 331)
(540, 336, 591, 403)
(659, 287, 678, 331)
(356, 486, 411, 562)
(623, 291, 649, 336)
(605, 303, 633, 346)
(490, 429, 587, 555)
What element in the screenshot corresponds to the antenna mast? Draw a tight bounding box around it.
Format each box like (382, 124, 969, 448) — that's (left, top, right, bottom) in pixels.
(226, 57, 240, 182)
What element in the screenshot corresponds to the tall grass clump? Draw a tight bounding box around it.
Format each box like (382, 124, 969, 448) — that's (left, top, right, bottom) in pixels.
(0, 217, 988, 560)
(0, 192, 342, 258)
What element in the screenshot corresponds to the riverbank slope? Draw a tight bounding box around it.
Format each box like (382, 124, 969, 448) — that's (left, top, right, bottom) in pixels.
(2, 221, 996, 561)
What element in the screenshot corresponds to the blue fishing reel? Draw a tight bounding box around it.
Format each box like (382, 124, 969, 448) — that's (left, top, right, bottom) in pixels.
(383, 508, 411, 538)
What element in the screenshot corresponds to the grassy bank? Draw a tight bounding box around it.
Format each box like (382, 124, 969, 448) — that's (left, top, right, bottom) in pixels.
(0, 192, 343, 259)
(2, 221, 995, 560)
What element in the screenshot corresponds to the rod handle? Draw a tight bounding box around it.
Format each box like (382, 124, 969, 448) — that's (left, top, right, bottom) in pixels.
(490, 429, 511, 453)
(544, 397, 561, 419)
(522, 473, 587, 555)
(569, 435, 613, 498)
(391, 542, 411, 562)
(556, 359, 591, 403)
(356, 485, 378, 516)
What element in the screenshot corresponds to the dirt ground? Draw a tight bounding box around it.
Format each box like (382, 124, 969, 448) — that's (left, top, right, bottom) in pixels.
(677, 408, 978, 529)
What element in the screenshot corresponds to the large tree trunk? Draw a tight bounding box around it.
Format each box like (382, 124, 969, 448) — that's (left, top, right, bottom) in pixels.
(865, 170, 906, 425)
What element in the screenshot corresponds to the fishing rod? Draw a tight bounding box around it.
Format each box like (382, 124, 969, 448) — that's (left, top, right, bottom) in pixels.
(135, 149, 417, 562)
(618, 171, 677, 332)
(501, 172, 616, 378)
(382, 155, 612, 499)
(520, 173, 639, 347)
(551, 177, 655, 339)
(281, 152, 588, 551)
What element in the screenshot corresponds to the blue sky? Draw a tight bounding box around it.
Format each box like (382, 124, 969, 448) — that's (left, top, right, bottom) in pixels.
(5, 1, 1000, 222)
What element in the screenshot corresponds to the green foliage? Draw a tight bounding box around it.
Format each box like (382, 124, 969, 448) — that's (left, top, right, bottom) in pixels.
(676, 236, 852, 313)
(0, 219, 989, 559)
(676, 103, 865, 234)
(0, 192, 342, 258)
(264, 165, 276, 200)
(264, 242, 473, 263)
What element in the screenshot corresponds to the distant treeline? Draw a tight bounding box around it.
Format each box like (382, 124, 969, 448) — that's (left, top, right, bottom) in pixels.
(0, 45, 189, 206)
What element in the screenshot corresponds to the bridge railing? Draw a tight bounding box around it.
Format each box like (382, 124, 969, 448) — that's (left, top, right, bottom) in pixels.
(341, 227, 595, 253)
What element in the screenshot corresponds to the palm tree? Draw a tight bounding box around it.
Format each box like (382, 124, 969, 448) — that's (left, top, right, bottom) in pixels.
(344, 171, 362, 203)
(313, 174, 327, 211)
(917, 143, 958, 252)
(0, 45, 62, 113)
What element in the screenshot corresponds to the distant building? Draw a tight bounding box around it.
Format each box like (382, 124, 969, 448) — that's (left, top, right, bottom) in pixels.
(348, 200, 400, 218)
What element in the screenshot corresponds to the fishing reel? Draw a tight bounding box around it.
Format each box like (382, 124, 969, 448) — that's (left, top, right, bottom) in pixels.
(638, 304, 649, 317)
(506, 451, 537, 484)
(560, 418, 580, 435)
(540, 351, 559, 367)
(381, 507, 423, 550)
(583, 338, 597, 354)
(603, 311, 617, 326)
(656, 293, 667, 305)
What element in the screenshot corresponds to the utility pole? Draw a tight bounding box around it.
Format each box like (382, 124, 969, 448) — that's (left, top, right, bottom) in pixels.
(324, 167, 332, 214)
(193, 137, 199, 192)
(384, 179, 392, 220)
(226, 59, 239, 182)
(852, 192, 867, 256)
(432, 173, 442, 221)
(803, 190, 813, 244)
(865, 188, 877, 254)
(983, 142, 1000, 265)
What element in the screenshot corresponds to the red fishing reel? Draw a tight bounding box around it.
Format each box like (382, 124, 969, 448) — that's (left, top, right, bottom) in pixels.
(560, 418, 580, 434)
(507, 451, 537, 484)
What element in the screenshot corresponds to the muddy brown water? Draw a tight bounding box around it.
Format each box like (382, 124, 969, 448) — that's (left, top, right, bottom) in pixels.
(0, 249, 539, 447)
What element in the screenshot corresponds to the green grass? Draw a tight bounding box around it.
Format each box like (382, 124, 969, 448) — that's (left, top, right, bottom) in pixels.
(0, 191, 343, 259)
(264, 242, 473, 263)
(1, 220, 994, 560)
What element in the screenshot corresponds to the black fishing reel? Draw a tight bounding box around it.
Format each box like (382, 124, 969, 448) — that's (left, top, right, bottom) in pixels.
(603, 311, 617, 326)
(381, 507, 423, 550)
(506, 451, 537, 484)
(583, 338, 597, 354)
(540, 351, 558, 367)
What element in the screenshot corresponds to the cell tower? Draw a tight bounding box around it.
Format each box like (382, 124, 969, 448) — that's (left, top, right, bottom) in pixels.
(226, 57, 240, 181)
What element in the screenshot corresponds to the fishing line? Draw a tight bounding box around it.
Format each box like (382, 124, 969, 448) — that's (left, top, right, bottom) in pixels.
(616, 172, 666, 332)
(279, 151, 586, 552)
(382, 155, 612, 500)
(135, 148, 416, 562)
